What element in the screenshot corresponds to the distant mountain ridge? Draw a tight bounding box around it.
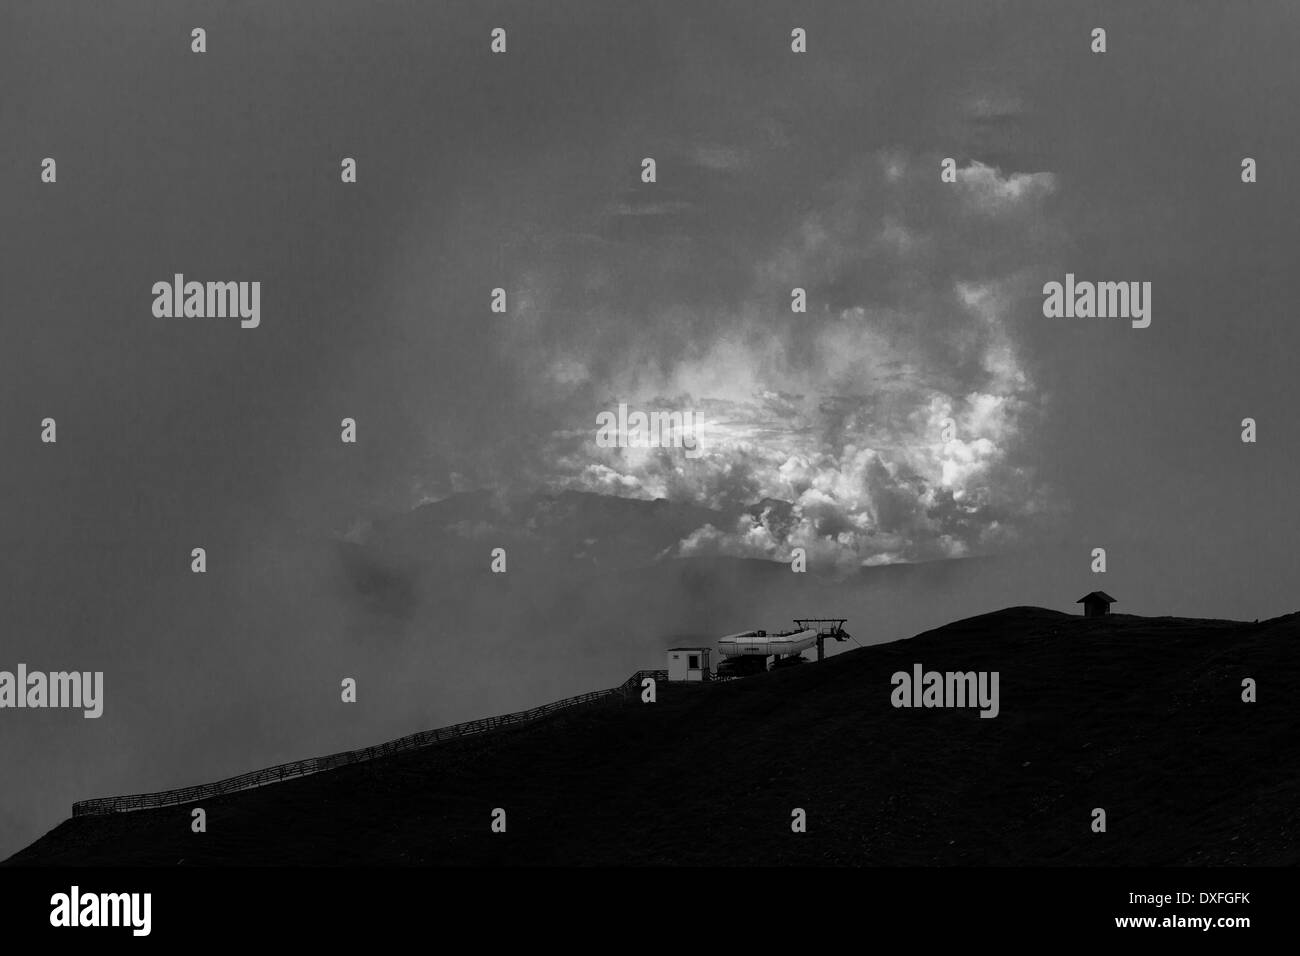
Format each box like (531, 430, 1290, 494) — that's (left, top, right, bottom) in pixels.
(360, 488, 737, 571)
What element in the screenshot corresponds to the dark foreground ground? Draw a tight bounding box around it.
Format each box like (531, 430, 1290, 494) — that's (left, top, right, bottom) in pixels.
(7, 607, 1298, 866)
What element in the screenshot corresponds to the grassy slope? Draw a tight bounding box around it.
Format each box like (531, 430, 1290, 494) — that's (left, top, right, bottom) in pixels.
(7, 607, 1297, 866)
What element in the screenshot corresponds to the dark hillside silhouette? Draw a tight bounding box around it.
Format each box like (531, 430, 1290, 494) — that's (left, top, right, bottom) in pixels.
(8, 607, 1296, 866)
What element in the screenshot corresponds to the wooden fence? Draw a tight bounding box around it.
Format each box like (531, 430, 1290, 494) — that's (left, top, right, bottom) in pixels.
(71, 669, 671, 817)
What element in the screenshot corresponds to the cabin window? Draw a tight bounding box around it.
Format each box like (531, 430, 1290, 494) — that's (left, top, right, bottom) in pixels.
(688, 655, 700, 669)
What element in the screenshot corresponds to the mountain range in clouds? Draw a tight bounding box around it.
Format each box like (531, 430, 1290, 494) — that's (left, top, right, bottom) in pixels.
(341, 487, 1009, 600)
(333, 488, 1068, 661)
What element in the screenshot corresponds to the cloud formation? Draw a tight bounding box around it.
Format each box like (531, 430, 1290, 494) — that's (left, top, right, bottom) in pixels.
(480, 152, 1064, 569)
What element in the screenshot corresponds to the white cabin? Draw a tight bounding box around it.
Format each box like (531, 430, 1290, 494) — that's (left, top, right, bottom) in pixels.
(667, 647, 711, 682)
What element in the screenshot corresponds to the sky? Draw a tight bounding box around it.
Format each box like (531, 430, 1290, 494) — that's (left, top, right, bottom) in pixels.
(2, 0, 1299, 858)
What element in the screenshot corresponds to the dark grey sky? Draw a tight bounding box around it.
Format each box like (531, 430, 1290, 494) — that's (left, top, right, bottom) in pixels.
(2, 0, 1298, 857)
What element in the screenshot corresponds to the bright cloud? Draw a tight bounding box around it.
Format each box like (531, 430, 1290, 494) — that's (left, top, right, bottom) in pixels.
(484, 151, 1064, 568)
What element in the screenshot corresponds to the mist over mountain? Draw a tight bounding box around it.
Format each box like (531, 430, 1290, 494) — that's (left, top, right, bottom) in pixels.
(331, 489, 1052, 664)
(1, 487, 1030, 861)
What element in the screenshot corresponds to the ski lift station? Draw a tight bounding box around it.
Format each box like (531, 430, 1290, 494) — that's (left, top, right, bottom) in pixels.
(665, 619, 850, 680)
